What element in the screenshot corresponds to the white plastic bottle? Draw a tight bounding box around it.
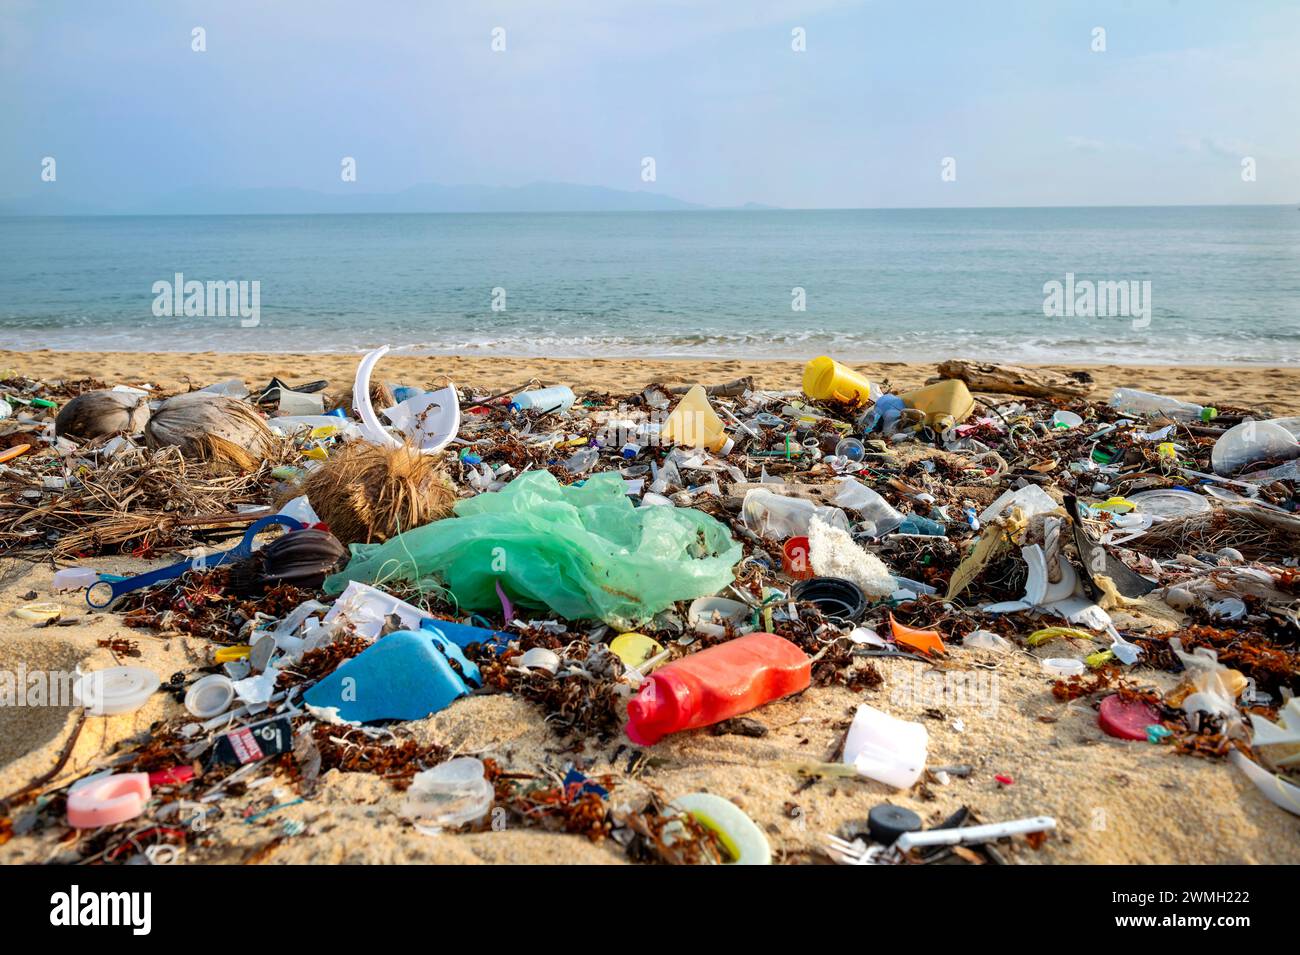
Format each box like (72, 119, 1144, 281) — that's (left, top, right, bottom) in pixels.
(510, 386, 576, 414)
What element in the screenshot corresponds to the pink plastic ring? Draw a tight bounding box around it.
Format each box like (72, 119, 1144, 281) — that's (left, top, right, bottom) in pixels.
(66, 773, 151, 829)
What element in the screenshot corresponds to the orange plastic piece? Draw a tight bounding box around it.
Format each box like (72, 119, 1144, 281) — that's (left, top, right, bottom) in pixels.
(625, 632, 811, 745)
(889, 613, 947, 657)
(0, 444, 32, 464)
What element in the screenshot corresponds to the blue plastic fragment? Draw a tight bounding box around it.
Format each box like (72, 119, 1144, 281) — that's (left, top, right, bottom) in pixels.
(303, 629, 477, 723)
(419, 618, 511, 654)
(562, 768, 609, 800)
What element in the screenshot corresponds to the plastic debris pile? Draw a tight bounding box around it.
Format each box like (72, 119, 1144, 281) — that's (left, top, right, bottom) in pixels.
(2, 351, 1298, 865)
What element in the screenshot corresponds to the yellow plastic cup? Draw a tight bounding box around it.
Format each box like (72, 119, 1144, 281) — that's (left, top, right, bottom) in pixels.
(802, 357, 873, 405)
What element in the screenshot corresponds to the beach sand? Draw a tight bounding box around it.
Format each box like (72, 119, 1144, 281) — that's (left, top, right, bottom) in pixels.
(4, 351, 1297, 415)
(2, 350, 1297, 865)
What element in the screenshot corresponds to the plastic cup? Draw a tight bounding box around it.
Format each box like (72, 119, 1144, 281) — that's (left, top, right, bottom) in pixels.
(834, 437, 866, 461)
(781, 536, 814, 579)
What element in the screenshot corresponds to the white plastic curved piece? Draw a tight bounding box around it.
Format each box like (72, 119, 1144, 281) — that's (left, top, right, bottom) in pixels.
(1020, 545, 1077, 606)
(185, 674, 235, 718)
(381, 385, 461, 455)
(1247, 699, 1300, 766)
(1230, 749, 1300, 816)
(353, 345, 402, 449)
(401, 757, 494, 829)
(1041, 658, 1086, 677)
(1022, 545, 1049, 605)
(687, 596, 751, 637)
(52, 568, 99, 591)
(517, 647, 561, 673)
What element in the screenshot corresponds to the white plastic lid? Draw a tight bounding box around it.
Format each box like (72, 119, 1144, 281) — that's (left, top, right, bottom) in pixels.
(74, 666, 161, 716)
(185, 674, 236, 718)
(1127, 488, 1212, 520)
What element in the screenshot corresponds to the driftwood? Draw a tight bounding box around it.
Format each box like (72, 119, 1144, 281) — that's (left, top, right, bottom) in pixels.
(934, 360, 1092, 400)
(722, 481, 840, 511)
(664, 377, 754, 397)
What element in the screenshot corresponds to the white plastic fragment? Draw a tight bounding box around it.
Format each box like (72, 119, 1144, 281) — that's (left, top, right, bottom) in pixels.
(963, 629, 1012, 652)
(400, 757, 494, 831)
(843, 703, 928, 789)
(323, 580, 427, 640)
(52, 567, 99, 591)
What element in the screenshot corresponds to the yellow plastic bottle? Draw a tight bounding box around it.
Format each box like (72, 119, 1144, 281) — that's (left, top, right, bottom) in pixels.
(802, 357, 873, 405)
(897, 379, 975, 429)
(661, 385, 734, 455)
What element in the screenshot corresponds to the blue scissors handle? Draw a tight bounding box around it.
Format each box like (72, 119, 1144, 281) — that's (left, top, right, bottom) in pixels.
(85, 515, 305, 609)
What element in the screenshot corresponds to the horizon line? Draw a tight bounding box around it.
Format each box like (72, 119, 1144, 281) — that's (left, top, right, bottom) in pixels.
(2, 201, 1296, 220)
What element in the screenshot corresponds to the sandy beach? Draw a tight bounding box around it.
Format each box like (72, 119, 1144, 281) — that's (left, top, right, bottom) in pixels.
(2, 350, 1298, 865)
(4, 351, 1297, 416)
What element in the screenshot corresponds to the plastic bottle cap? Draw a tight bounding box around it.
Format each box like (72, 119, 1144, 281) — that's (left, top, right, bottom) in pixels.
(73, 666, 161, 716)
(185, 674, 236, 718)
(867, 802, 923, 844)
(1041, 658, 1086, 677)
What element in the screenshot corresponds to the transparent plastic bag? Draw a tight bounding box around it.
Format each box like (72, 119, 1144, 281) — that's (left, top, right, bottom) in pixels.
(325, 471, 741, 630)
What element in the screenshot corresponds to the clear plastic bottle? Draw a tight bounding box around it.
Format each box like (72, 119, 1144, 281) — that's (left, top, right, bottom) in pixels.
(1110, 388, 1215, 422)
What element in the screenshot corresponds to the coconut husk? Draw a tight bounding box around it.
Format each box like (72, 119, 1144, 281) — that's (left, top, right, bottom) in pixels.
(145, 392, 277, 473)
(54, 390, 151, 440)
(302, 441, 456, 546)
(227, 528, 347, 594)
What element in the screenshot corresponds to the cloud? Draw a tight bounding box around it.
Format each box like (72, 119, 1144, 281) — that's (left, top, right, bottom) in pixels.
(1179, 136, 1256, 158)
(1066, 136, 1106, 153)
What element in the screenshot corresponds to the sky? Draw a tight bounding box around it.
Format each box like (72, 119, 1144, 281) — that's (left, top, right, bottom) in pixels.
(1, 0, 1297, 209)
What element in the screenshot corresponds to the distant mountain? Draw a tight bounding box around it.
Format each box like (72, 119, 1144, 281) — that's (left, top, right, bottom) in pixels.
(0, 181, 717, 216)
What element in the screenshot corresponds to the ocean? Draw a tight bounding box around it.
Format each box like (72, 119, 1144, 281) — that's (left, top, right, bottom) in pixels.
(0, 205, 1296, 364)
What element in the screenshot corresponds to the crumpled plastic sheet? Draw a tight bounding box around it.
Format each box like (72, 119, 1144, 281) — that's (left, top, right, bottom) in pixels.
(324, 470, 742, 630)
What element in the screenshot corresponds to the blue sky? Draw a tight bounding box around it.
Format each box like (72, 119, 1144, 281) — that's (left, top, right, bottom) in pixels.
(1, 0, 1296, 208)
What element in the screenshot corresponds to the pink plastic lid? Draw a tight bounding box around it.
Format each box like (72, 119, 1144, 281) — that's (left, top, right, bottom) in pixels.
(1098, 694, 1160, 741)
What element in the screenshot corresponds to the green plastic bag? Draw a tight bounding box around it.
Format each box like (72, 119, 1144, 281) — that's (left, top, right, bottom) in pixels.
(324, 470, 742, 630)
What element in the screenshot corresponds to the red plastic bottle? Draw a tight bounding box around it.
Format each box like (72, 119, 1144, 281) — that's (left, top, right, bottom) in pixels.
(625, 632, 811, 745)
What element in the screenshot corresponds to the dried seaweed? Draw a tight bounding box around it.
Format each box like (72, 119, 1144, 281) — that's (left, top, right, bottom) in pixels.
(0, 444, 292, 558)
(305, 726, 448, 789)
